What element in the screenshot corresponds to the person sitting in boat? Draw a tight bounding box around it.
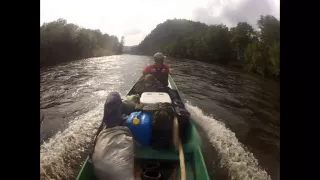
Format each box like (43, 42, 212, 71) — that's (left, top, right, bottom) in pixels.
(143, 74, 163, 92)
(94, 91, 137, 134)
(135, 74, 169, 95)
(92, 91, 135, 180)
(143, 52, 169, 87)
(135, 74, 183, 108)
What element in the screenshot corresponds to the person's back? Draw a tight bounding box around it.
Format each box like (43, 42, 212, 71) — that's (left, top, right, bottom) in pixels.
(143, 52, 169, 86)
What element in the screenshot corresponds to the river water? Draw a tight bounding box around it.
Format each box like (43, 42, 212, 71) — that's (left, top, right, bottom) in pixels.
(40, 55, 279, 180)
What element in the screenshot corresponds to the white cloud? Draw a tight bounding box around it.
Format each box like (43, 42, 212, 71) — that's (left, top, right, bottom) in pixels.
(40, 0, 279, 46)
(123, 28, 142, 36)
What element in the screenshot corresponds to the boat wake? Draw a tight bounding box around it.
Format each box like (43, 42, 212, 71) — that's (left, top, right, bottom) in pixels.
(185, 102, 271, 180)
(40, 101, 271, 180)
(40, 103, 104, 180)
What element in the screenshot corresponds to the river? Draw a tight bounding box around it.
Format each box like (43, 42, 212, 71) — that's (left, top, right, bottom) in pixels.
(40, 55, 280, 180)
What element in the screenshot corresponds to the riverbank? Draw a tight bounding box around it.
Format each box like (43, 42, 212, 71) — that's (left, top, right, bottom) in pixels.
(40, 19, 123, 68)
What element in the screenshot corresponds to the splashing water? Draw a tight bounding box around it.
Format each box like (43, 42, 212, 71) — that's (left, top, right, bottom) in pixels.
(40, 103, 104, 180)
(40, 102, 271, 180)
(185, 102, 271, 180)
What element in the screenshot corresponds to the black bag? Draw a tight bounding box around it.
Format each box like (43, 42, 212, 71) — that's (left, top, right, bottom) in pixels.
(174, 106, 190, 144)
(140, 99, 190, 149)
(141, 103, 175, 149)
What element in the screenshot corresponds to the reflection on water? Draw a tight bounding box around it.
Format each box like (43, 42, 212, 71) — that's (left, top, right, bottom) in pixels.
(40, 55, 279, 180)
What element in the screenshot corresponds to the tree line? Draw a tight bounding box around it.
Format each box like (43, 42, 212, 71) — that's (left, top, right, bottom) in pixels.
(136, 15, 280, 79)
(40, 19, 124, 67)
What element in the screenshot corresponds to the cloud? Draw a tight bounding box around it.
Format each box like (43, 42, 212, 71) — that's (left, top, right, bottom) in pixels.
(192, 7, 229, 26)
(123, 28, 143, 36)
(123, 31, 148, 46)
(192, 0, 279, 28)
(222, 0, 277, 27)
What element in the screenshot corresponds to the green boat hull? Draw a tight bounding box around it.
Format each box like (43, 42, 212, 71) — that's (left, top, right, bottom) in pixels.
(77, 75, 210, 180)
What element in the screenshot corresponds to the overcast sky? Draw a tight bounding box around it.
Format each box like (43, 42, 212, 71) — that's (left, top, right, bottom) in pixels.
(40, 0, 279, 46)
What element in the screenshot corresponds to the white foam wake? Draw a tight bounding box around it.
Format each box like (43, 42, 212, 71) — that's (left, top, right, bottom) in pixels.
(40, 103, 104, 180)
(40, 100, 271, 180)
(185, 103, 271, 180)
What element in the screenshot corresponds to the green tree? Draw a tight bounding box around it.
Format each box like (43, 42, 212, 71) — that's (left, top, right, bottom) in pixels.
(257, 15, 280, 47)
(119, 36, 125, 54)
(137, 19, 208, 55)
(230, 22, 255, 62)
(268, 40, 280, 75)
(203, 24, 234, 64)
(40, 19, 121, 67)
(133, 16, 280, 79)
(244, 40, 269, 76)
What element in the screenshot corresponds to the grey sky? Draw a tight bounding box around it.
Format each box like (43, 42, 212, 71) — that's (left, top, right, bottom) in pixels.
(41, 0, 279, 46)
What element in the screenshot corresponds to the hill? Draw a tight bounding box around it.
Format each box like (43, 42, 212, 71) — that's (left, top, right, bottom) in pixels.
(137, 19, 208, 55)
(137, 16, 280, 79)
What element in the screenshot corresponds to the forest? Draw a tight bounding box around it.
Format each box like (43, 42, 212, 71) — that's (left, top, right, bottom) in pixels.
(40, 16, 279, 79)
(136, 15, 280, 79)
(40, 19, 124, 67)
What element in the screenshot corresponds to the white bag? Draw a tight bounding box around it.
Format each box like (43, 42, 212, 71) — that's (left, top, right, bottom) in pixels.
(92, 126, 135, 180)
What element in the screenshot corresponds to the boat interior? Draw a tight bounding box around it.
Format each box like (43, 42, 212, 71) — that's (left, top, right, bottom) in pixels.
(128, 75, 207, 180)
(78, 75, 209, 180)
